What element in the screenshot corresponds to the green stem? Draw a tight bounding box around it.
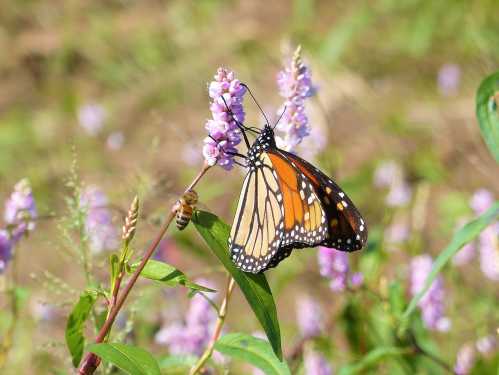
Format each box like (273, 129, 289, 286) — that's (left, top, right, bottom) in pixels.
(190, 276, 235, 375)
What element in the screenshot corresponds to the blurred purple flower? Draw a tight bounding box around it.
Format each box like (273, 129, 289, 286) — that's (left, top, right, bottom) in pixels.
(384, 221, 409, 251)
(373, 161, 411, 207)
(182, 142, 204, 166)
(275, 46, 314, 152)
(4, 178, 37, 241)
(470, 189, 494, 216)
(304, 349, 333, 375)
(454, 344, 475, 375)
(203, 68, 246, 170)
(452, 218, 476, 266)
(155, 279, 217, 356)
(78, 103, 106, 136)
(318, 247, 362, 292)
(386, 182, 412, 207)
(30, 299, 57, 322)
(0, 230, 13, 274)
(438, 64, 461, 96)
(350, 272, 364, 289)
(410, 255, 450, 332)
(296, 296, 323, 338)
(477, 223, 499, 281)
(80, 186, 119, 254)
(106, 131, 124, 150)
(373, 161, 397, 188)
(475, 335, 497, 355)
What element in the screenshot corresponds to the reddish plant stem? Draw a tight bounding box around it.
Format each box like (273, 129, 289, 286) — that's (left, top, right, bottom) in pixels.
(78, 163, 211, 375)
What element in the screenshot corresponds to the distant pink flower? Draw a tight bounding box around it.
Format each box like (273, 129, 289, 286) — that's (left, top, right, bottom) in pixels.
(203, 68, 246, 170)
(106, 131, 124, 150)
(373, 161, 411, 207)
(296, 296, 323, 338)
(155, 279, 217, 356)
(475, 335, 497, 355)
(0, 230, 12, 274)
(384, 221, 410, 251)
(470, 189, 494, 215)
(4, 178, 37, 241)
(410, 255, 450, 332)
(304, 349, 332, 375)
(318, 247, 363, 292)
(452, 218, 476, 266)
(78, 103, 106, 136)
(438, 64, 461, 96)
(275, 46, 315, 152)
(454, 344, 475, 375)
(477, 223, 499, 281)
(80, 186, 119, 254)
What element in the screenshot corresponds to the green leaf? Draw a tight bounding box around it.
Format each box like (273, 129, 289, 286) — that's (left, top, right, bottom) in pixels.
(65, 292, 97, 367)
(86, 343, 160, 375)
(215, 333, 290, 375)
(338, 347, 411, 375)
(128, 259, 216, 293)
(401, 203, 499, 327)
(158, 355, 197, 372)
(109, 254, 120, 290)
(476, 71, 499, 162)
(192, 210, 282, 360)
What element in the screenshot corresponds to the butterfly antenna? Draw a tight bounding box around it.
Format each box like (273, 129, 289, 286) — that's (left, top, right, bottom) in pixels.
(240, 83, 270, 127)
(273, 105, 287, 130)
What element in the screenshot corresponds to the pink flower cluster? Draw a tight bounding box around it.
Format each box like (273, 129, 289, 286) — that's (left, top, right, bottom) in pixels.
(80, 186, 119, 254)
(1, 179, 37, 273)
(155, 279, 217, 356)
(318, 247, 363, 292)
(275, 46, 315, 152)
(203, 68, 246, 170)
(410, 255, 450, 332)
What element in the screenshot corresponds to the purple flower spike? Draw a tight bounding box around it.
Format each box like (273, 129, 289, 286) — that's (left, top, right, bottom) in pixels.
(0, 230, 13, 274)
(275, 46, 315, 152)
(155, 279, 218, 356)
(475, 335, 497, 355)
(304, 349, 333, 375)
(203, 68, 246, 170)
(78, 103, 106, 136)
(318, 247, 355, 292)
(454, 344, 475, 375)
(410, 255, 451, 332)
(4, 178, 37, 242)
(373, 161, 412, 207)
(80, 186, 119, 254)
(296, 296, 323, 338)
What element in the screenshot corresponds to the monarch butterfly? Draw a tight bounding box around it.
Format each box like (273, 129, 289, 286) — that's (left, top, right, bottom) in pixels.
(227, 88, 368, 273)
(175, 190, 198, 230)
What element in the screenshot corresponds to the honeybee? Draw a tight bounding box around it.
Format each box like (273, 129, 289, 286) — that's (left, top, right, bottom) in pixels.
(175, 190, 198, 230)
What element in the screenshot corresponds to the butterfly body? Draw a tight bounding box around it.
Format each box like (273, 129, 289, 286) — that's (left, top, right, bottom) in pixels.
(229, 124, 367, 273)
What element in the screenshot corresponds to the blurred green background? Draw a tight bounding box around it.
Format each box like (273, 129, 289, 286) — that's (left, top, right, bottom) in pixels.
(0, 0, 498, 374)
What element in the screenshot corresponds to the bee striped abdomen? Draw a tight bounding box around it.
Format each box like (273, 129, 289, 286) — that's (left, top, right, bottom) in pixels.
(175, 190, 198, 231)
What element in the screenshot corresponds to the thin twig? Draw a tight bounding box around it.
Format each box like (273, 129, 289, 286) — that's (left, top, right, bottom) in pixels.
(189, 276, 235, 375)
(78, 163, 212, 375)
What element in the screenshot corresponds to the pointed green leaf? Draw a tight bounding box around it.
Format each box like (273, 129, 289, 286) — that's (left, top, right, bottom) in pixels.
(128, 259, 216, 293)
(158, 355, 197, 372)
(192, 210, 282, 360)
(476, 71, 499, 162)
(338, 347, 411, 375)
(86, 343, 160, 375)
(65, 292, 97, 367)
(401, 203, 499, 326)
(215, 333, 290, 375)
